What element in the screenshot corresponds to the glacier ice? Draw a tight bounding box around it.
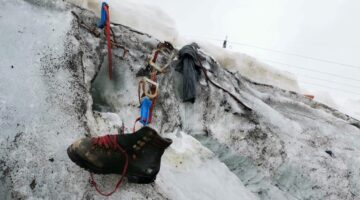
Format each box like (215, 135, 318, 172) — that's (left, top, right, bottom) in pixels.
(1, 0, 360, 200)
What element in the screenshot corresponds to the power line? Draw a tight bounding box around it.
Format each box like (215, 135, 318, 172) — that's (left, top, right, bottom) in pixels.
(296, 74, 360, 89)
(185, 35, 360, 96)
(300, 81, 360, 96)
(185, 35, 360, 70)
(184, 34, 224, 42)
(263, 60, 360, 95)
(264, 59, 360, 83)
(188, 35, 360, 85)
(229, 41, 360, 70)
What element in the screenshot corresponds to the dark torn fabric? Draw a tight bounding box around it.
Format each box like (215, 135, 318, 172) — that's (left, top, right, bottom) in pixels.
(175, 44, 202, 103)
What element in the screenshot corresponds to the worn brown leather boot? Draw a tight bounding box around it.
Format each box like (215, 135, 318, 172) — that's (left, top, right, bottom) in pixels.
(67, 126, 172, 184)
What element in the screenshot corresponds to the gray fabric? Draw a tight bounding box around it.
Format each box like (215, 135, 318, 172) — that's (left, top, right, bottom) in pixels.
(175, 45, 202, 103)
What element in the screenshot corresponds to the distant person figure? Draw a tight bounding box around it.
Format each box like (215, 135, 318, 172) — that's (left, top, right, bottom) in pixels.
(223, 36, 228, 48)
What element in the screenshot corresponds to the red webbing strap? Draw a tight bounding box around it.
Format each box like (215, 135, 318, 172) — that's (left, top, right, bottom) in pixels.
(148, 98, 156, 124)
(133, 117, 141, 133)
(152, 49, 160, 63)
(148, 72, 157, 123)
(104, 5, 112, 80)
(90, 136, 129, 196)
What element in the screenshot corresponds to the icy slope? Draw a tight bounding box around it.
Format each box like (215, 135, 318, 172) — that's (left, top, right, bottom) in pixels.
(87, 6, 360, 200)
(70, 0, 360, 122)
(0, 1, 92, 199)
(0, 1, 257, 199)
(69, 0, 301, 95)
(1, 1, 360, 200)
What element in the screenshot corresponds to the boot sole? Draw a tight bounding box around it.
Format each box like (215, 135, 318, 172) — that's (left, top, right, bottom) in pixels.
(67, 146, 156, 184)
(67, 146, 112, 174)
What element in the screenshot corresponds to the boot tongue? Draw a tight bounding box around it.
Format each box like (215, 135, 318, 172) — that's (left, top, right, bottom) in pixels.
(117, 133, 140, 152)
(138, 126, 172, 149)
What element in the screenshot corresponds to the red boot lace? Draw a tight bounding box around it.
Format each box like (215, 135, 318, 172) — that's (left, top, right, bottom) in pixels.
(90, 134, 129, 196)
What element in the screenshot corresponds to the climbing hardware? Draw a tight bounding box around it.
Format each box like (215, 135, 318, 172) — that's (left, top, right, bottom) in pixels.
(97, 2, 113, 80)
(69, 4, 177, 196)
(148, 41, 175, 73)
(134, 71, 159, 132)
(138, 77, 159, 103)
(97, 2, 128, 80)
(133, 41, 175, 131)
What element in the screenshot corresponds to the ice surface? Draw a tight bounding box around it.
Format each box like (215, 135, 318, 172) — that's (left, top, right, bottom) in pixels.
(1, 0, 360, 200)
(0, 0, 87, 199)
(157, 131, 258, 200)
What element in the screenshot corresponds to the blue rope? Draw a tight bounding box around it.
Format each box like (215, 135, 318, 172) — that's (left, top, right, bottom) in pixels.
(97, 2, 108, 29)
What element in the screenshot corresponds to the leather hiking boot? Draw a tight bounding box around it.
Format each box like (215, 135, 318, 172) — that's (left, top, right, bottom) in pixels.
(67, 126, 172, 184)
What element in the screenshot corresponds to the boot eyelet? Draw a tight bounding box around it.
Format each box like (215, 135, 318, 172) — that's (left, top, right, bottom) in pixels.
(145, 168, 154, 175)
(137, 141, 146, 146)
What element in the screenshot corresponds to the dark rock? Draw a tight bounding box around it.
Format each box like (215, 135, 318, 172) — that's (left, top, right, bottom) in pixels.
(325, 150, 334, 157)
(351, 122, 360, 129)
(312, 185, 321, 190)
(13, 132, 24, 144)
(30, 179, 36, 190)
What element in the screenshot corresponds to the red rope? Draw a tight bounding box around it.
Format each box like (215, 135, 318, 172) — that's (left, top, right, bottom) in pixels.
(103, 5, 112, 80)
(90, 135, 128, 196)
(133, 117, 141, 133)
(148, 72, 157, 124)
(133, 48, 161, 132)
(133, 71, 158, 132)
(152, 50, 160, 63)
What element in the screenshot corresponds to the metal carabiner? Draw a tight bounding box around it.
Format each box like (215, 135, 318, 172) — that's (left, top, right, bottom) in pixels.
(138, 77, 158, 104)
(148, 49, 175, 73)
(148, 42, 175, 73)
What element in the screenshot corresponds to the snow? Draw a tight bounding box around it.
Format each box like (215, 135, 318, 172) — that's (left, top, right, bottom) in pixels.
(158, 131, 258, 200)
(1, 0, 360, 200)
(0, 0, 73, 149)
(299, 89, 360, 121)
(339, 99, 360, 120)
(0, 0, 86, 199)
(196, 42, 302, 93)
(68, 0, 179, 43)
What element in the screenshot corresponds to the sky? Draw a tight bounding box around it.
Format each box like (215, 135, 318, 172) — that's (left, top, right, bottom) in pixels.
(139, 0, 360, 103)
